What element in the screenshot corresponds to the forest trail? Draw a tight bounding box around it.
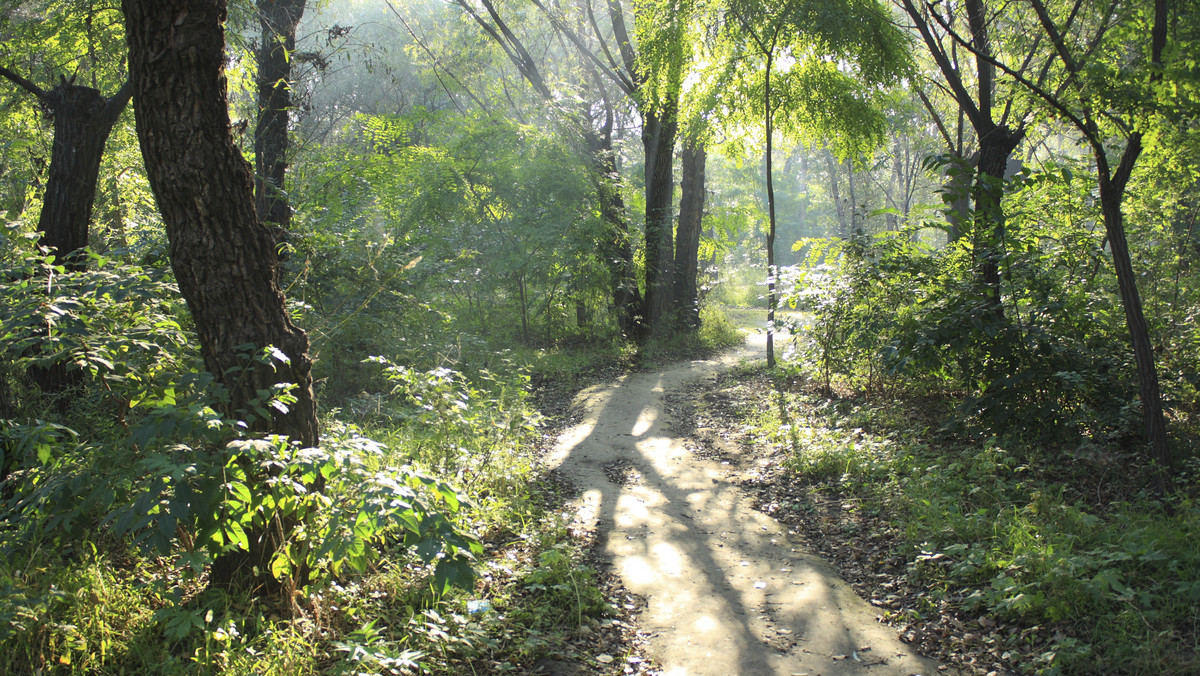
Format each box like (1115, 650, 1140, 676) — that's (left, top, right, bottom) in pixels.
(546, 332, 943, 676)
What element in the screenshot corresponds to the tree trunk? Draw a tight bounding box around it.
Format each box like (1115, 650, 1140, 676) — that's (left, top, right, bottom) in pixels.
(847, 158, 861, 237)
(826, 150, 848, 238)
(0, 68, 131, 393)
(1096, 142, 1170, 467)
(944, 153, 973, 242)
(37, 82, 132, 271)
(587, 132, 643, 337)
(123, 0, 320, 591)
(765, 62, 777, 369)
(642, 108, 678, 334)
(0, 67, 132, 271)
(254, 0, 306, 231)
(674, 137, 706, 330)
(973, 125, 1023, 319)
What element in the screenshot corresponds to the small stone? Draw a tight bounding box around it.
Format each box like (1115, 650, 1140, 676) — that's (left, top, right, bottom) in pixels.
(597, 654, 615, 664)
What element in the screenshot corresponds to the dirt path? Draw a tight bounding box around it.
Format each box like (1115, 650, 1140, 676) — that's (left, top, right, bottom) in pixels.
(546, 334, 942, 676)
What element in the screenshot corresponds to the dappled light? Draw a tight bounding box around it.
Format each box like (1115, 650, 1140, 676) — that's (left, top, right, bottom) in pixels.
(0, 0, 1197, 673)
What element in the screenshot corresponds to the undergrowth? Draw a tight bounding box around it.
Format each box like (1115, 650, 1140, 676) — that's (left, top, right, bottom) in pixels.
(0, 259, 630, 675)
(750, 373, 1200, 675)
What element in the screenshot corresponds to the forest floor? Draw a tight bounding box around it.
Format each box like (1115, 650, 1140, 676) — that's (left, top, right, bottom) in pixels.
(537, 332, 947, 676)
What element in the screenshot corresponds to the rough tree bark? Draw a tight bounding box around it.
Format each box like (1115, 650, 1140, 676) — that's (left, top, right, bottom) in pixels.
(122, 0, 320, 590)
(0, 67, 131, 271)
(674, 137, 707, 330)
(254, 0, 306, 230)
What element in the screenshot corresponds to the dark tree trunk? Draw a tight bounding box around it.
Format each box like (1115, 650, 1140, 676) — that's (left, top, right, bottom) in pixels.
(642, 108, 678, 334)
(1095, 136, 1170, 467)
(38, 83, 132, 270)
(0, 68, 131, 393)
(674, 138, 706, 330)
(123, 0, 320, 591)
(587, 132, 643, 337)
(254, 0, 306, 230)
(0, 68, 131, 271)
(765, 60, 777, 369)
(944, 153, 973, 243)
(974, 125, 1023, 319)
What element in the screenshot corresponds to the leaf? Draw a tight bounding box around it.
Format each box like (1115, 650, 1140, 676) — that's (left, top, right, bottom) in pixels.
(226, 521, 249, 551)
(227, 481, 252, 505)
(270, 551, 292, 580)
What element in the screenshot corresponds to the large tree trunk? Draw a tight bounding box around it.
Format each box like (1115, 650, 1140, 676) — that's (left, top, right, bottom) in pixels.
(254, 0, 306, 231)
(674, 138, 707, 330)
(0, 68, 131, 393)
(642, 108, 678, 334)
(123, 0, 320, 591)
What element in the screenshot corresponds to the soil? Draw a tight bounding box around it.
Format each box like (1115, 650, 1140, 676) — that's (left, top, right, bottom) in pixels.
(543, 332, 947, 676)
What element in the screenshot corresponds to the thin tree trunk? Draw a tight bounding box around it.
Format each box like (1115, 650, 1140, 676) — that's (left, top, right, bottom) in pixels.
(254, 0, 306, 231)
(1096, 140, 1170, 467)
(826, 150, 847, 238)
(588, 131, 643, 337)
(123, 0, 320, 591)
(847, 158, 860, 237)
(517, 274, 530, 344)
(765, 58, 777, 369)
(674, 137, 707, 330)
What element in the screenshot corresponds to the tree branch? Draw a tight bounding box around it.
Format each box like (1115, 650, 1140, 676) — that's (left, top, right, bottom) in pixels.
(531, 0, 635, 95)
(900, 0, 984, 127)
(0, 65, 49, 102)
(386, 0, 487, 113)
(914, 83, 957, 152)
(98, 79, 133, 127)
(924, 1, 1093, 143)
(455, 0, 553, 99)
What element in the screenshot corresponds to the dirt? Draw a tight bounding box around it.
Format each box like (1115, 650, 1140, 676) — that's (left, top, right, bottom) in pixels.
(545, 333, 946, 676)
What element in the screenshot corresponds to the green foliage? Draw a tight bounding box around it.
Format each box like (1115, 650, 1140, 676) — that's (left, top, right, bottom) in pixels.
(288, 108, 618, 407)
(513, 543, 607, 630)
(0, 249, 191, 406)
(108, 427, 482, 596)
(687, 0, 911, 159)
(780, 155, 1152, 443)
